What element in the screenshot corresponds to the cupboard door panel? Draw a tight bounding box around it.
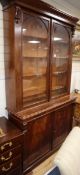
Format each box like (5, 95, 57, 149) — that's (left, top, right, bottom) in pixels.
(23, 114, 51, 168)
(51, 22, 70, 97)
(52, 105, 73, 147)
(22, 13, 50, 107)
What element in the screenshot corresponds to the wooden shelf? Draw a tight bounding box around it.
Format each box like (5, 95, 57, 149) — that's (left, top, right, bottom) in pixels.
(53, 57, 68, 59)
(53, 71, 67, 76)
(23, 92, 46, 99)
(23, 87, 46, 98)
(23, 56, 47, 59)
(52, 86, 67, 95)
(52, 86, 66, 91)
(54, 40, 68, 44)
(23, 74, 46, 79)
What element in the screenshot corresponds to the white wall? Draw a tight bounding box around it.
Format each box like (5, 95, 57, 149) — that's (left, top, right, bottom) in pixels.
(43, 0, 80, 22)
(71, 61, 80, 92)
(0, 4, 7, 117)
(0, 1, 80, 117)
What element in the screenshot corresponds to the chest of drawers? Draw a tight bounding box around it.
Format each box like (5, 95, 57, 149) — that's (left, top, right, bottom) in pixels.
(0, 117, 23, 175)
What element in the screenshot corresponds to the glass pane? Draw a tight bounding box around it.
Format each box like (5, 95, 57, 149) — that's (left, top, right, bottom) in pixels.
(23, 76, 46, 97)
(22, 14, 49, 106)
(51, 23, 70, 97)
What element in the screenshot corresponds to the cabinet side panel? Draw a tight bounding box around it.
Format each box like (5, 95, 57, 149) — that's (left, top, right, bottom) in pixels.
(3, 7, 16, 112)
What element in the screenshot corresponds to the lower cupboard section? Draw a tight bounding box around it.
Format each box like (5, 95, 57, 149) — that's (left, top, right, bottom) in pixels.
(22, 103, 74, 174)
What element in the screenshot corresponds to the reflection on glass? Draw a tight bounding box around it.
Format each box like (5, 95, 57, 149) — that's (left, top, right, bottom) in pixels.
(53, 37, 62, 41)
(22, 38, 48, 57)
(28, 40, 40, 44)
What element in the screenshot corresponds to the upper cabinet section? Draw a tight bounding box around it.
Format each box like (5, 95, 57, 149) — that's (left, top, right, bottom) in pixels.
(22, 13, 50, 106)
(51, 22, 70, 97)
(1, 0, 78, 111)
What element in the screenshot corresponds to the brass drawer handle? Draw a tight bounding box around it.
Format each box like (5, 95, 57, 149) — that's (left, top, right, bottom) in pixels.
(0, 128, 5, 138)
(1, 142, 12, 151)
(1, 151, 13, 161)
(2, 162, 13, 172)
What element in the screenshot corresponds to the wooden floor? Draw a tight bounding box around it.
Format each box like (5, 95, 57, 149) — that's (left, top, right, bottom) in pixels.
(27, 153, 57, 175)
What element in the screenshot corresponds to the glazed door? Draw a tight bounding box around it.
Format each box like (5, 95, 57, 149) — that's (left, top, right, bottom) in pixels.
(22, 13, 50, 107)
(51, 22, 71, 98)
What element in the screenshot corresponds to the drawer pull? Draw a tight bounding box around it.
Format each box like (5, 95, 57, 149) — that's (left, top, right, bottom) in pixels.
(2, 162, 13, 172)
(1, 152, 13, 161)
(1, 142, 12, 151)
(0, 128, 5, 137)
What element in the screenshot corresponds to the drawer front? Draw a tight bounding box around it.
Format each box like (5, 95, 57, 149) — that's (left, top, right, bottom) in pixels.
(0, 135, 22, 154)
(6, 166, 22, 175)
(0, 155, 21, 175)
(0, 145, 21, 164)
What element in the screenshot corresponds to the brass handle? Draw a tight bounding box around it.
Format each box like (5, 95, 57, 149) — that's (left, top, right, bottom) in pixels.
(1, 142, 12, 151)
(0, 128, 5, 137)
(1, 152, 12, 161)
(2, 162, 13, 172)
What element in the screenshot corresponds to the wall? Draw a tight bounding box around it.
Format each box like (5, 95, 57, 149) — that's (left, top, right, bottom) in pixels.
(43, 0, 80, 22)
(0, 1, 80, 117)
(71, 61, 80, 92)
(0, 4, 7, 117)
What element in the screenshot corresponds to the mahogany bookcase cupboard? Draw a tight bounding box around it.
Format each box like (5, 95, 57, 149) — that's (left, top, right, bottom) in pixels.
(1, 0, 78, 174)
